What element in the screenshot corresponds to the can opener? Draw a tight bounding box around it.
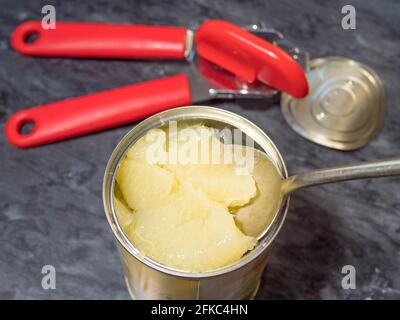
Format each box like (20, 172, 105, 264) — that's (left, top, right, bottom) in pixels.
(6, 20, 308, 148)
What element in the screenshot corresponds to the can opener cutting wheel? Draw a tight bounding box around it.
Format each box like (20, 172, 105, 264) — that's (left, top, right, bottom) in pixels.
(6, 20, 308, 148)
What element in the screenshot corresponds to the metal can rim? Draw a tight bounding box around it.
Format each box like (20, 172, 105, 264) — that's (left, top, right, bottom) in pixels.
(103, 106, 290, 279)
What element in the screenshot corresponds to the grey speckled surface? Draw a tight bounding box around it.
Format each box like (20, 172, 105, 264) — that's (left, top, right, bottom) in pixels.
(0, 0, 399, 300)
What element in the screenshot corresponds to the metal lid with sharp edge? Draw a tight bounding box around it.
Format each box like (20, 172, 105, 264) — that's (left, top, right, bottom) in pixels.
(281, 57, 385, 151)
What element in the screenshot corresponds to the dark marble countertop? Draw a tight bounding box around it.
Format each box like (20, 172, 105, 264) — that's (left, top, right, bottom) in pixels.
(0, 0, 399, 299)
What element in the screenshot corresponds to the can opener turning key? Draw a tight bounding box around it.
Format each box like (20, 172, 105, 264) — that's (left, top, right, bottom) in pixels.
(6, 20, 309, 148)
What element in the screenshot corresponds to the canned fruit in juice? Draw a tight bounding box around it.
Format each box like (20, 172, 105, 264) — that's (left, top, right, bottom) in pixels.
(234, 148, 283, 237)
(114, 122, 282, 272)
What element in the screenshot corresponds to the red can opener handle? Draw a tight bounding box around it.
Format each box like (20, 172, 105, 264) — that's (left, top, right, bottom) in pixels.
(5, 75, 192, 148)
(195, 20, 309, 98)
(11, 21, 189, 59)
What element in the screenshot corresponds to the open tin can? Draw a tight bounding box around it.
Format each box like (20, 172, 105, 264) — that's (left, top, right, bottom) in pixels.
(103, 106, 290, 299)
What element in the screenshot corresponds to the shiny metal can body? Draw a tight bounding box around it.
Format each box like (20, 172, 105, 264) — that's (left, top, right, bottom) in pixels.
(103, 106, 290, 299)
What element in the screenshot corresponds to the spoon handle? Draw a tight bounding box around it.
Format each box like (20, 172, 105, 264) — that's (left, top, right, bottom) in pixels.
(283, 157, 400, 194)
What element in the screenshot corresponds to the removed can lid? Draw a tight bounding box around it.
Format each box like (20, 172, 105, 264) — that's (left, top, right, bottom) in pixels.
(281, 57, 385, 151)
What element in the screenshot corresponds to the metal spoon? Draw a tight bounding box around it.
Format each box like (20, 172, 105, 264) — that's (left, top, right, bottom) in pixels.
(257, 157, 400, 240)
(282, 157, 400, 194)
